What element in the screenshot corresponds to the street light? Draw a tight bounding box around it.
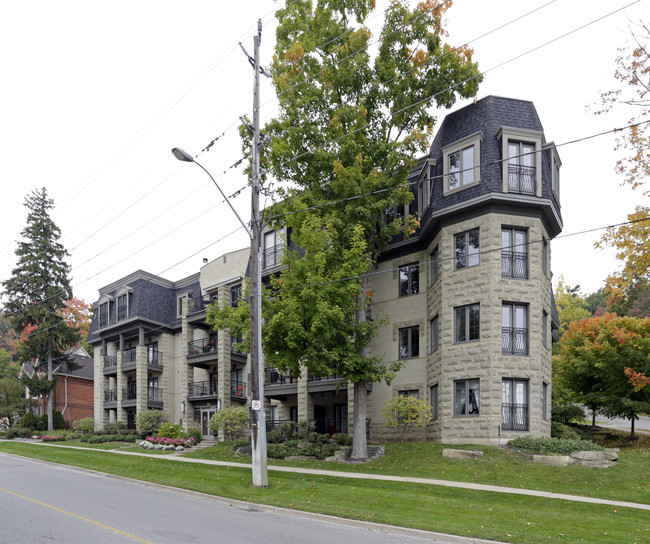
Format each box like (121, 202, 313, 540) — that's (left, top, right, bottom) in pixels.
(172, 147, 268, 488)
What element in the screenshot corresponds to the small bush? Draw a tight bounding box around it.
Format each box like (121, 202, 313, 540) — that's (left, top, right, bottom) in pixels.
(267, 444, 291, 459)
(72, 417, 95, 435)
(5, 428, 20, 439)
(296, 420, 316, 438)
(104, 421, 125, 435)
(136, 410, 169, 436)
(186, 426, 202, 443)
(552, 402, 585, 425)
(233, 437, 251, 449)
(87, 434, 138, 444)
(19, 412, 37, 429)
(551, 421, 581, 440)
(53, 411, 66, 430)
(279, 420, 297, 440)
(209, 407, 249, 441)
(266, 429, 284, 444)
(332, 433, 352, 446)
(158, 421, 186, 440)
(508, 437, 603, 455)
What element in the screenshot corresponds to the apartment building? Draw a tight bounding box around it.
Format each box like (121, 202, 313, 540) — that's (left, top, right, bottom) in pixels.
(88, 96, 561, 444)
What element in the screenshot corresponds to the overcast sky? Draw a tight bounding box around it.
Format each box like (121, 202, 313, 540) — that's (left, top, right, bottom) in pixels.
(0, 0, 646, 306)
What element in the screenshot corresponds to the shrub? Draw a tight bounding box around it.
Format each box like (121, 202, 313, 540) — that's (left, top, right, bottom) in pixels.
(186, 426, 202, 443)
(72, 417, 95, 435)
(551, 402, 585, 425)
(551, 421, 581, 440)
(266, 429, 284, 444)
(267, 444, 291, 459)
(279, 420, 297, 440)
(332, 433, 352, 446)
(382, 395, 433, 441)
(209, 407, 249, 441)
(87, 434, 138, 444)
(136, 410, 169, 436)
(233, 437, 251, 449)
(104, 421, 125, 435)
(18, 412, 37, 429)
(296, 420, 316, 438)
(508, 437, 603, 455)
(157, 421, 186, 440)
(5, 428, 20, 439)
(34, 414, 48, 432)
(53, 411, 66, 430)
(144, 436, 194, 448)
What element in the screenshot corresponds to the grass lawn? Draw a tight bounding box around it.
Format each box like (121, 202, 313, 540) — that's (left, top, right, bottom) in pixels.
(1, 434, 648, 544)
(182, 432, 650, 505)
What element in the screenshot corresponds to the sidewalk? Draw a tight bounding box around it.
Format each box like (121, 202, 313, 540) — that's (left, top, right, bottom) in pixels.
(22, 440, 650, 512)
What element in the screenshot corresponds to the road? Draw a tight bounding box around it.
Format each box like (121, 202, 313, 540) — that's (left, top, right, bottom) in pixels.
(581, 408, 650, 434)
(0, 453, 498, 544)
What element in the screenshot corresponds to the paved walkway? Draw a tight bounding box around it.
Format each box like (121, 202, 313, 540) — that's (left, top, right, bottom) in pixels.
(8, 440, 649, 512)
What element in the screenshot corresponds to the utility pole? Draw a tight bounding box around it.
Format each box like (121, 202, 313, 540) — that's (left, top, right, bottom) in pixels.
(248, 19, 268, 488)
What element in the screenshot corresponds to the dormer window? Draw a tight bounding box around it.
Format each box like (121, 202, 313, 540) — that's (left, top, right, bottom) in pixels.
(442, 132, 483, 195)
(498, 127, 542, 197)
(117, 294, 128, 321)
(98, 302, 109, 328)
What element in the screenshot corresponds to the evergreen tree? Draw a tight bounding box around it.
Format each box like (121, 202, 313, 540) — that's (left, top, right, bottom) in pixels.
(2, 187, 79, 431)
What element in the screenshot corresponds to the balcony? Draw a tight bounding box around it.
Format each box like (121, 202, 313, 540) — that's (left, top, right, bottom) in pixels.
(502, 327, 528, 355)
(104, 389, 118, 406)
(231, 380, 247, 399)
(266, 367, 298, 385)
(103, 355, 117, 375)
(122, 348, 137, 371)
(502, 403, 528, 431)
(307, 373, 346, 394)
(187, 381, 218, 401)
(187, 337, 218, 368)
(146, 350, 163, 371)
(501, 251, 528, 279)
(508, 164, 536, 194)
(263, 243, 284, 269)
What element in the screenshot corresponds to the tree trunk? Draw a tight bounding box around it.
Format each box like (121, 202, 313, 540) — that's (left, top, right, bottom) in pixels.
(630, 417, 635, 439)
(351, 380, 367, 459)
(47, 338, 53, 432)
(592, 410, 596, 427)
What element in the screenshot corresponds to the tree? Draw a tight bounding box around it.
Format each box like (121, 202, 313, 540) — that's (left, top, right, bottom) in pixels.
(596, 206, 650, 307)
(1, 188, 80, 431)
(382, 394, 432, 441)
(59, 297, 93, 356)
(595, 21, 650, 194)
(251, 0, 479, 460)
(556, 313, 650, 438)
(209, 407, 250, 441)
(553, 276, 590, 337)
(0, 377, 28, 428)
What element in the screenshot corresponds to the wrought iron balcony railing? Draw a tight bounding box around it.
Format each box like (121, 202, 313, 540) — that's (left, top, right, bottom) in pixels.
(263, 243, 284, 269)
(230, 380, 247, 398)
(188, 337, 218, 358)
(104, 390, 118, 402)
(502, 403, 528, 431)
(103, 355, 117, 368)
(508, 164, 536, 194)
(188, 381, 218, 398)
(501, 251, 528, 279)
(265, 367, 297, 385)
(502, 327, 529, 355)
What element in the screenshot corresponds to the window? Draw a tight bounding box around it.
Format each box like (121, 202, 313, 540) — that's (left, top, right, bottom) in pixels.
(177, 295, 186, 317)
(454, 379, 479, 416)
(398, 326, 419, 359)
(399, 263, 419, 296)
(508, 141, 536, 194)
(542, 310, 549, 348)
(542, 382, 549, 420)
(98, 302, 108, 328)
(454, 229, 479, 269)
(442, 132, 482, 194)
(398, 389, 419, 399)
(551, 146, 561, 197)
(231, 284, 242, 308)
(454, 304, 480, 343)
(502, 303, 528, 355)
(146, 342, 159, 365)
(502, 378, 528, 430)
(430, 384, 438, 419)
(541, 237, 548, 275)
(263, 230, 283, 269)
(289, 406, 298, 422)
(231, 368, 244, 397)
(117, 294, 128, 321)
(430, 315, 439, 353)
(449, 146, 475, 190)
(501, 228, 528, 279)
(430, 246, 439, 283)
(148, 377, 160, 401)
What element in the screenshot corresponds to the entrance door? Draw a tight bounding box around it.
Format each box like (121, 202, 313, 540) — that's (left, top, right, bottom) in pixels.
(201, 408, 216, 438)
(314, 405, 327, 434)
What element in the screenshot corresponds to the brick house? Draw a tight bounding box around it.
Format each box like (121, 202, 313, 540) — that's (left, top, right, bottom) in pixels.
(88, 96, 561, 444)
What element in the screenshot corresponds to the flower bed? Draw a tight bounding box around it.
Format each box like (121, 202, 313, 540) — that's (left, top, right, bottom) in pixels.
(144, 436, 195, 448)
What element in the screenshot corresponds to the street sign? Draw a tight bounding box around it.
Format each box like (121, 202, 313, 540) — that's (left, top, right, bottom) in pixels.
(251, 400, 261, 411)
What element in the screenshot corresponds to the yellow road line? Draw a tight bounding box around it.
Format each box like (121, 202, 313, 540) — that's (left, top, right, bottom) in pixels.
(0, 486, 156, 544)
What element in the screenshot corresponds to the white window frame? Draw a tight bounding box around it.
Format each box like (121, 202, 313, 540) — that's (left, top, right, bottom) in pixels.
(497, 127, 543, 197)
(442, 132, 483, 195)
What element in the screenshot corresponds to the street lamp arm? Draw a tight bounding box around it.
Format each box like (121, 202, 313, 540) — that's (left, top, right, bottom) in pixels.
(171, 148, 252, 238)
